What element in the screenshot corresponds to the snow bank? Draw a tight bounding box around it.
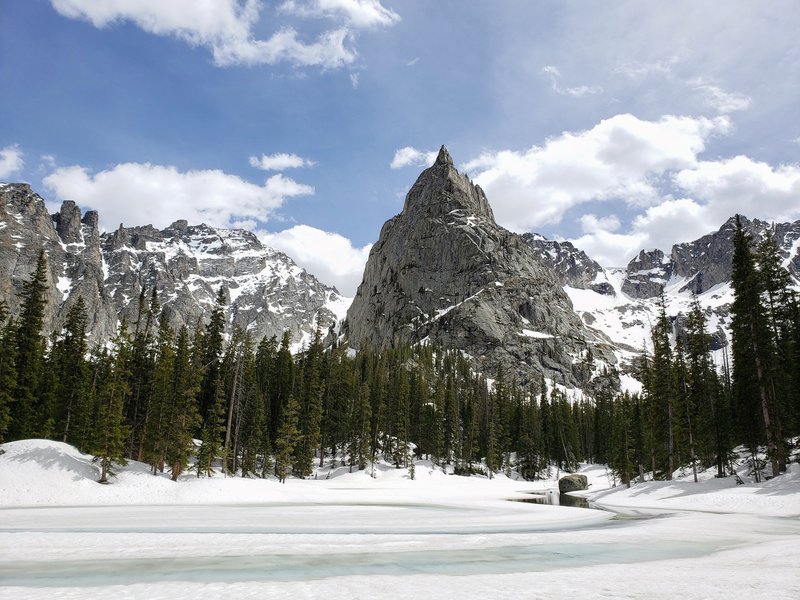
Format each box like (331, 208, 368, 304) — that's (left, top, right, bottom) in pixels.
(588, 463, 800, 517)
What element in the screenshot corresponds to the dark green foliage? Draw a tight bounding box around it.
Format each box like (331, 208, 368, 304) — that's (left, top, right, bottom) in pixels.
(9, 250, 49, 440)
(275, 393, 300, 483)
(0, 301, 15, 443)
(3, 233, 796, 489)
(730, 217, 782, 478)
(89, 328, 131, 483)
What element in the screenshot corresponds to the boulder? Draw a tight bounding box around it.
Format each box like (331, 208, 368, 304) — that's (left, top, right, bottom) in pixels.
(558, 474, 588, 494)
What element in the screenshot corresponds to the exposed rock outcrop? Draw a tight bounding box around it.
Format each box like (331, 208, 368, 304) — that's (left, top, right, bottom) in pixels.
(521, 233, 613, 295)
(346, 147, 618, 390)
(0, 183, 348, 349)
(621, 216, 800, 299)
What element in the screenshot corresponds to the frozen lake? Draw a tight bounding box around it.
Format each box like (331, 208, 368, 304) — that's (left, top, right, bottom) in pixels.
(1, 441, 799, 599)
(1, 501, 795, 597)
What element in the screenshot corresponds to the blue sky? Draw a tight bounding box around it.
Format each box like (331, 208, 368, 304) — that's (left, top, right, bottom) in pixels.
(2, 1, 800, 295)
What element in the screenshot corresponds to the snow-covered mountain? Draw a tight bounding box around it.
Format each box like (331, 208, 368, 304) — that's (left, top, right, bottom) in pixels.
(524, 215, 800, 389)
(0, 183, 349, 351)
(4, 176, 799, 390)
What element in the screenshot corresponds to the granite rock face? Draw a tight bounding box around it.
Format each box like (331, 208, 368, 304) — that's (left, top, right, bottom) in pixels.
(521, 233, 613, 295)
(346, 147, 618, 390)
(621, 216, 800, 299)
(0, 183, 348, 350)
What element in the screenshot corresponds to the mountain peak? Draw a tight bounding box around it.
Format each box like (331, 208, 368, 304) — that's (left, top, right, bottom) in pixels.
(435, 145, 453, 166)
(402, 147, 494, 222)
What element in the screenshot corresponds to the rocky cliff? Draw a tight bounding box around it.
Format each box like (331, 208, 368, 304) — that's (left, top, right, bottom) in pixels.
(345, 147, 618, 391)
(0, 183, 348, 350)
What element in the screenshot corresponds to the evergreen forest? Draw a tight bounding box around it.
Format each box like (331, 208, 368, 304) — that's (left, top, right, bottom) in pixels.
(1, 217, 798, 485)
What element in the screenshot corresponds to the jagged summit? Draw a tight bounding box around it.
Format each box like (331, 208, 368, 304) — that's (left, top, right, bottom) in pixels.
(0, 184, 349, 349)
(401, 146, 494, 223)
(347, 149, 618, 391)
(434, 145, 453, 166)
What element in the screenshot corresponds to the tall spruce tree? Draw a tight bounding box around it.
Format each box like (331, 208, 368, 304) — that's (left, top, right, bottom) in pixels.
(9, 250, 49, 440)
(90, 327, 131, 484)
(730, 216, 781, 478)
(275, 393, 300, 483)
(0, 301, 15, 443)
(53, 296, 90, 445)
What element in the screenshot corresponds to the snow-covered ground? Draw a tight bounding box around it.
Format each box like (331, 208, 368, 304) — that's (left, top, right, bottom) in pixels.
(1, 440, 798, 599)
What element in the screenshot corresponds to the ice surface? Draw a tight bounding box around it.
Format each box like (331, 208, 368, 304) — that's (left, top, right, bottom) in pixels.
(0, 440, 798, 599)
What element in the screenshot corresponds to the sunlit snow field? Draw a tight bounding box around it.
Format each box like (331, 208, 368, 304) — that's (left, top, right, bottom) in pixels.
(1, 440, 799, 599)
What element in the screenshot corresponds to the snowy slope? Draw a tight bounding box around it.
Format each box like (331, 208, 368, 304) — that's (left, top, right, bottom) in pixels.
(1, 440, 799, 600)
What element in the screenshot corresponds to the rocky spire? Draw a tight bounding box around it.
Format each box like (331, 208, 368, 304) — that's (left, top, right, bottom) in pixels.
(401, 144, 494, 222)
(347, 148, 618, 391)
(53, 201, 83, 245)
(434, 145, 453, 166)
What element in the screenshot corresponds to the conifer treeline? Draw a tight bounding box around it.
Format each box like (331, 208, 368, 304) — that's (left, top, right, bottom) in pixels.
(608, 217, 800, 485)
(0, 251, 607, 481)
(1, 221, 798, 485)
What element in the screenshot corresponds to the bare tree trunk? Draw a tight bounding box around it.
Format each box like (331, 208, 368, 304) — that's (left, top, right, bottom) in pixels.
(223, 353, 243, 474)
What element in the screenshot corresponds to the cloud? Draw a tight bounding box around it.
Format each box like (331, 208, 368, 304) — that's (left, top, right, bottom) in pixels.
(390, 146, 438, 169)
(249, 153, 315, 171)
(614, 56, 682, 79)
(260, 224, 371, 295)
(541, 65, 603, 97)
(466, 113, 729, 232)
(0, 145, 24, 179)
(42, 162, 313, 231)
(571, 199, 709, 268)
(350, 72, 360, 88)
(690, 79, 752, 114)
(569, 156, 800, 267)
(279, 0, 400, 28)
(675, 155, 800, 224)
(458, 112, 800, 267)
(50, 0, 360, 68)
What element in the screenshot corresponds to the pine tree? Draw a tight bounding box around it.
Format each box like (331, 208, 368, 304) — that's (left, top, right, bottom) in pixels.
(644, 291, 677, 479)
(142, 313, 175, 474)
(53, 296, 90, 445)
(730, 216, 781, 478)
(9, 250, 49, 439)
(195, 370, 225, 477)
(0, 301, 16, 443)
(275, 393, 300, 483)
(90, 328, 131, 484)
(198, 287, 227, 425)
(126, 287, 160, 461)
(165, 326, 201, 480)
(293, 328, 324, 477)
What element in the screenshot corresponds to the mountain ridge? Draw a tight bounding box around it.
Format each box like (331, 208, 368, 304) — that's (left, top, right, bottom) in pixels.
(0, 182, 348, 351)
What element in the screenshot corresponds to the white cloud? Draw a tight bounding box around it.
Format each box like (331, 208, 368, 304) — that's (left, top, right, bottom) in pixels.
(42, 162, 313, 231)
(571, 199, 709, 267)
(279, 0, 400, 28)
(690, 79, 752, 114)
(580, 214, 621, 234)
(675, 155, 800, 224)
(249, 152, 314, 171)
(260, 224, 371, 295)
(350, 72, 360, 88)
(50, 0, 359, 68)
(614, 55, 682, 79)
(541, 65, 603, 97)
(390, 146, 438, 169)
(569, 156, 800, 267)
(466, 113, 729, 232)
(0, 145, 24, 179)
